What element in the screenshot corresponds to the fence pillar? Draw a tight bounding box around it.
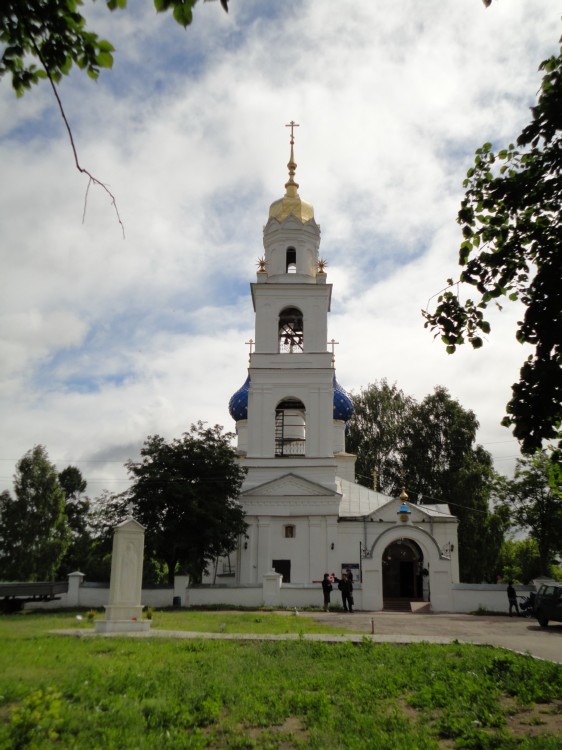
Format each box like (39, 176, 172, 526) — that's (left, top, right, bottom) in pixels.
(263, 570, 283, 607)
(173, 575, 190, 607)
(67, 571, 84, 607)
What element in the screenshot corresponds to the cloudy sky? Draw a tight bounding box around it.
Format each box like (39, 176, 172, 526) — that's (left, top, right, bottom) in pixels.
(0, 0, 559, 499)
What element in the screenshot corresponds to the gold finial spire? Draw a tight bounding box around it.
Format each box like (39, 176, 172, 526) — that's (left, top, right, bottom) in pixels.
(400, 487, 409, 502)
(285, 120, 300, 194)
(268, 121, 314, 223)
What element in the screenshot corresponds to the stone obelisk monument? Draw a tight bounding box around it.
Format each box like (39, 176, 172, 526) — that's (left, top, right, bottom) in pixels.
(95, 517, 151, 633)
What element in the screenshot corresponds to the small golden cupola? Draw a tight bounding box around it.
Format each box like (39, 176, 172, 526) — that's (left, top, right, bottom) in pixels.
(268, 121, 314, 224)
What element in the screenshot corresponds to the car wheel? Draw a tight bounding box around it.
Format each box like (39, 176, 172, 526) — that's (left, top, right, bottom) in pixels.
(537, 613, 549, 627)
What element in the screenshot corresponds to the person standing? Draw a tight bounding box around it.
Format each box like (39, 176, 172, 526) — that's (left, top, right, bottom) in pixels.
(338, 573, 354, 613)
(321, 573, 333, 611)
(507, 581, 519, 617)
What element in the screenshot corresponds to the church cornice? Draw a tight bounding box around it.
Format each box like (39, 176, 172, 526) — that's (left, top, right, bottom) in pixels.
(242, 471, 339, 498)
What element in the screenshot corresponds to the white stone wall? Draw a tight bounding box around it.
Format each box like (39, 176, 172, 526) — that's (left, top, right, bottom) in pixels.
(451, 584, 535, 613)
(22, 573, 535, 614)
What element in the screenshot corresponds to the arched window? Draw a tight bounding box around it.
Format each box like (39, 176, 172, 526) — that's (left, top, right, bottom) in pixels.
(286, 247, 296, 273)
(278, 307, 303, 353)
(275, 398, 306, 456)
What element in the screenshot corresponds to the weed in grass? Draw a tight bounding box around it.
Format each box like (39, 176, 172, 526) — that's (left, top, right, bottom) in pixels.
(8, 687, 64, 748)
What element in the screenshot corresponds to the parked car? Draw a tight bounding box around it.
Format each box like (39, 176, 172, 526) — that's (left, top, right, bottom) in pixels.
(534, 582, 562, 627)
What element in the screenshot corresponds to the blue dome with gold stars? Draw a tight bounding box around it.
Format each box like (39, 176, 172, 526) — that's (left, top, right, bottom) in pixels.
(333, 375, 354, 422)
(228, 373, 354, 423)
(228, 374, 250, 421)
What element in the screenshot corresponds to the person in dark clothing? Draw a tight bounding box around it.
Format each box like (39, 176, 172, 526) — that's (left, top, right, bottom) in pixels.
(338, 573, 354, 612)
(321, 573, 333, 611)
(507, 581, 519, 617)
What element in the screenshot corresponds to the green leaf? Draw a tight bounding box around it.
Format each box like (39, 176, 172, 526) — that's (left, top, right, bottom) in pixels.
(173, 2, 194, 26)
(60, 56, 73, 75)
(98, 40, 116, 53)
(96, 51, 114, 69)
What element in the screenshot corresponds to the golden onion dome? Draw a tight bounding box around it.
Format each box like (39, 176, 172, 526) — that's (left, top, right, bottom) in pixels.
(268, 128, 314, 223)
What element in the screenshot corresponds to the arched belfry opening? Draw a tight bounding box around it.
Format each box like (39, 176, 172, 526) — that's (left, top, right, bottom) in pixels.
(275, 398, 306, 456)
(278, 307, 303, 353)
(382, 538, 426, 607)
(286, 247, 297, 273)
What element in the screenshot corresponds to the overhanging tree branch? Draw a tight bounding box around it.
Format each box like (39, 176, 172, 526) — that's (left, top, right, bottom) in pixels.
(29, 31, 125, 238)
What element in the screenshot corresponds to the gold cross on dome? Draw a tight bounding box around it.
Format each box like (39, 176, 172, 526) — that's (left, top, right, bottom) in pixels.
(285, 120, 300, 144)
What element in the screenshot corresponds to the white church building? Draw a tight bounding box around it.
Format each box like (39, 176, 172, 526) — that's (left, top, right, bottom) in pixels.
(201, 128, 460, 612)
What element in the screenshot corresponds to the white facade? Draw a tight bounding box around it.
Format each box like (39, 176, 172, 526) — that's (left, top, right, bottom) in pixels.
(217, 136, 460, 611)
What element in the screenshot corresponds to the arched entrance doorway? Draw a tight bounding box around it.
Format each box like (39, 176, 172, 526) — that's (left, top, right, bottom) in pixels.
(382, 539, 426, 609)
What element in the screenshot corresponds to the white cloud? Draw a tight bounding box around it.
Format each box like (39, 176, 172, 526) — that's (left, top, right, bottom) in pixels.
(0, 0, 559, 494)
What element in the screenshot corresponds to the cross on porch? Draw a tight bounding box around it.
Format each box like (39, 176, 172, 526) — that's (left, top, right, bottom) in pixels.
(245, 338, 255, 362)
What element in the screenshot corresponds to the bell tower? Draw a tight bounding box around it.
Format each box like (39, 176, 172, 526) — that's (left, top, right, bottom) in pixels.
(216, 126, 459, 596)
(229, 124, 355, 494)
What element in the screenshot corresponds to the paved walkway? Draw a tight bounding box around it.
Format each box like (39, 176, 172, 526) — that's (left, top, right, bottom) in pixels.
(303, 611, 562, 664)
(53, 611, 562, 664)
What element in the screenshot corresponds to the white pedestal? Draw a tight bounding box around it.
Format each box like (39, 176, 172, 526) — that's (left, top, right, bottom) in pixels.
(95, 619, 151, 634)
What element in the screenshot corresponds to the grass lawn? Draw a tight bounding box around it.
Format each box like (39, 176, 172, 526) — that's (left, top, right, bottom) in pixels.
(1, 610, 561, 749)
(0, 608, 357, 640)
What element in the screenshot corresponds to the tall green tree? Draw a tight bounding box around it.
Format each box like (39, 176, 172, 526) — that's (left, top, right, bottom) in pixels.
(56, 465, 93, 578)
(402, 387, 482, 501)
(75, 489, 125, 581)
(403, 387, 505, 582)
(82, 489, 170, 583)
(347, 384, 506, 582)
(0, 446, 69, 581)
(497, 538, 544, 584)
(423, 47, 562, 454)
(346, 380, 414, 494)
(124, 423, 247, 584)
(495, 451, 562, 576)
